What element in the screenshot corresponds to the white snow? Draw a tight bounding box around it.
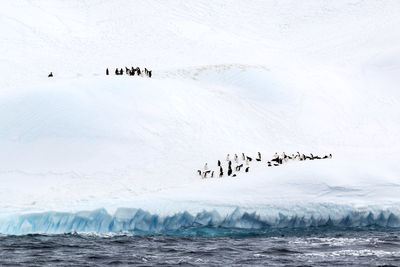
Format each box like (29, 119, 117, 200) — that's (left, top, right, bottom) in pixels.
(0, 0, 400, 233)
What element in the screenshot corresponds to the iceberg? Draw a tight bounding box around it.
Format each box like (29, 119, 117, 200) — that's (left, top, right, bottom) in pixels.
(0, 1, 400, 236)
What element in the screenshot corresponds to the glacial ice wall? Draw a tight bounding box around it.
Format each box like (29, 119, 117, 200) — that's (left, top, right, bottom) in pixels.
(1, 206, 400, 235)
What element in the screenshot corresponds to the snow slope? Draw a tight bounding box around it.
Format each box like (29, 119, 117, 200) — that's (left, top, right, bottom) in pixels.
(0, 0, 400, 234)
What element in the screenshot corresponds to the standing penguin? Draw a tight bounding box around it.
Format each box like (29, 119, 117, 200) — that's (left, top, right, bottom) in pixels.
(106, 68, 109, 75)
(228, 161, 233, 176)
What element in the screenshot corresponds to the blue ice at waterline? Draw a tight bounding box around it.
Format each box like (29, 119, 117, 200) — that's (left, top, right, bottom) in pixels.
(1, 206, 400, 235)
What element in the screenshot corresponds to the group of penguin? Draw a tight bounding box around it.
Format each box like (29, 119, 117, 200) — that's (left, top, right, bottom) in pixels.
(47, 67, 152, 78)
(107, 67, 152, 77)
(197, 152, 333, 179)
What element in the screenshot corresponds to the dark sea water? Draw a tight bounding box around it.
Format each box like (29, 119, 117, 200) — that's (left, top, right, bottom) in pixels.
(1, 227, 400, 266)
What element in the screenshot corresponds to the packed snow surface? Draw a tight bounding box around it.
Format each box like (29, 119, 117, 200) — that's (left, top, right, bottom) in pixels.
(0, 0, 400, 234)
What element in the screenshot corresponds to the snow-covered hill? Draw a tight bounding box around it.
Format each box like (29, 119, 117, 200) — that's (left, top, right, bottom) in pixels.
(0, 0, 399, 234)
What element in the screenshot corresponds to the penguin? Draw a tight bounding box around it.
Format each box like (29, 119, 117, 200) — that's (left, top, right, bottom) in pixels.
(281, 152, 288, 162)
(235, 164, 243, 171)
(245, 167, 249, 173)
